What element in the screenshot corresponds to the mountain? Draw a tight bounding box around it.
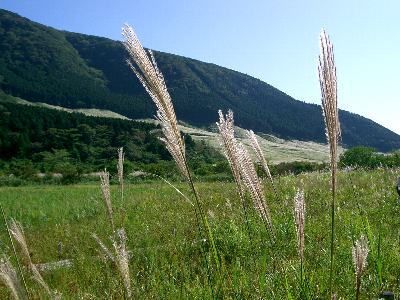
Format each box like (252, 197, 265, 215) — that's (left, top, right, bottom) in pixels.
(0, 8, 399, 152)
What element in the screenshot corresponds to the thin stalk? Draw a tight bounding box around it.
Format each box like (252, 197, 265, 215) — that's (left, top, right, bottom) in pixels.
(185, 161, 220, 272)
(300, 258, 303, 293)
(329, 182, 336, 297)
(355, 276, 361, 300)
(0, 205, 29, 299)
(193, 205, 215, 298)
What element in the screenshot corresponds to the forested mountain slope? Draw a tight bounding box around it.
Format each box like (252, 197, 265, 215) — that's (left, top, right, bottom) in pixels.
(1, 8, 399, 151)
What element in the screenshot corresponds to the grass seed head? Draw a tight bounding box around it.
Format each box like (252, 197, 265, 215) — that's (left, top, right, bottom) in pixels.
(113, 228, 131, 299)
(9, 219, 52, 296)
(99, 170, 115, 231)
(0, 255, 26, 300)
(246, 130, 274, 185)
(9, 219, 31, 265)
(217, 110, 273, 233)
(318, 28, 341, 189)
(117, 147, 124, 195)
(352, 235, 369, 279)
(216, 110, 244, 197)
(122, 24, 189, 181)
(293, 189, 306, 260)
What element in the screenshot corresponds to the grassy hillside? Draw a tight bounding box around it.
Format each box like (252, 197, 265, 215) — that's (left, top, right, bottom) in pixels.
(1, 9, 399, 151)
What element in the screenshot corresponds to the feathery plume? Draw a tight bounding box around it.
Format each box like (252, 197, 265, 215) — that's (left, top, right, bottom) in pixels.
(0, 255, 26, 300)
(318, 28, 340, 297)
(113, 229, 131, 299)
(352, 235, 369, 300)
(318, 28, 341, 188)
(122, 24, 189, 181)
(246, 130, 275, 190)
(293, 190, 306, 260)
(117, 147, 124, 200)
(9, 220, 31, 265)
(92, 229, 131, 299)
(9, 219, 52, 297)
(216, 110, 245, 201)
(100, 170, 115, 232)
(216, 110, 273, 233)
(236, 143, 273, 233)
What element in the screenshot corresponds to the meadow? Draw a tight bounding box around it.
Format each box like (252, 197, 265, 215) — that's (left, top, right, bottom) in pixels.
(0, 168, 399, 299)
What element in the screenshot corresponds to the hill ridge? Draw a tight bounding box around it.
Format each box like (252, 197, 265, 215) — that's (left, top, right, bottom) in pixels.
(1, 8, 399, 151)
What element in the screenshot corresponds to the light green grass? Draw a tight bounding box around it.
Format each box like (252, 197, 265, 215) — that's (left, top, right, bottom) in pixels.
(0, 169, 399, 299)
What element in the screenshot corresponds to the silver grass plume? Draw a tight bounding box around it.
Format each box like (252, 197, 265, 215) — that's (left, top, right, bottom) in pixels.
(122, 25, 189, 181)
(352, 235, 369, 300)
(293, 189, 306, 260)
(0, 255, 26, 300)
(216, 110, 245, 201)
(117, 147, 124, 200)
(236, 143, 273, 233)
(92, 229, 131, 299)
(100, 170, 115, 232)
(318, 29, 341, 192)
(246, 130, 274, 187)
(9, 219, 52, 297)
(113, 229, 131, 299)
(318, 28, 340, 297)
(217, 110, 273, 233)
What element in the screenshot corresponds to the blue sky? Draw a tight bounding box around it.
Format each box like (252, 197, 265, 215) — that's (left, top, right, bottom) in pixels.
(1, 0, 399, 134)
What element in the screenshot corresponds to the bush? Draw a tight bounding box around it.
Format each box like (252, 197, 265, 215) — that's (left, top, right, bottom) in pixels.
(339, 146, 400, 169)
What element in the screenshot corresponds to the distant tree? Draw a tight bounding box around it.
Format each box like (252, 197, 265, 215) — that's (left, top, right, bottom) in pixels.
(339, 146, 376, 168)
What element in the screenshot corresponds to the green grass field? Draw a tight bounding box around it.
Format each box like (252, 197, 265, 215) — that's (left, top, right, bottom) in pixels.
(0, 169, 399, 299)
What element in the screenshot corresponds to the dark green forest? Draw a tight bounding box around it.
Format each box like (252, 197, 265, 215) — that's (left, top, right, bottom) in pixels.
(0, 96, 228, 184)
(1, 9, 399, 152)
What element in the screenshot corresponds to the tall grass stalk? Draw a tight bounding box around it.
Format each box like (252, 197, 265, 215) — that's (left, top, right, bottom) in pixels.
(293, 189, 306, 296)
(318, 28, 341, 296)
(122, 24, 220, 289)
